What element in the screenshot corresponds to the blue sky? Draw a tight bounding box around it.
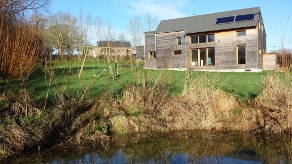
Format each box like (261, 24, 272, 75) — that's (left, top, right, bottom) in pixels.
(49, 0, 292, 52)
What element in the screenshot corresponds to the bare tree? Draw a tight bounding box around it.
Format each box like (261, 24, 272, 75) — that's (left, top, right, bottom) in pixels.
(45, 12, 83, 56)
(0, 11, 43, 80)
(78, 13, 93, 78)
(104, 21, 115, 78)
(144, 14, 158, 32)
(128, 16, 143, 47)
(94, 16, 104, 46)
(0, 0, 48, 80)
(128, 15, 158, 47)
(0, 0, 49, 20)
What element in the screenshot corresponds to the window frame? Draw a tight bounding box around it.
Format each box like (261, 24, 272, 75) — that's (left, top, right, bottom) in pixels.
(199, 35, 207, 43)
(236, 45, 246, 65)
(149, 51, 156, 60)
(190, 47, 215, 67)
(207, 47, 215, 66)
(173, 50, 182, 56)
(191, 35, 198, 44)
(191, 34, 215, 44)
(177, 37, 182, 45)
(207, 34, 215, 42)
(237, 30, 246, 37)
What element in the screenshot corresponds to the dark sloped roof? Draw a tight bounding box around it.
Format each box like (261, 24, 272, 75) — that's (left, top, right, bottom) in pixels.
(97, 41, 131, 47)
(156, 7, 261, 34)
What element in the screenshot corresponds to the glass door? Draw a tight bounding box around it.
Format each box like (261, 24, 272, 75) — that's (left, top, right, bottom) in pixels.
(192, 49, 199, 66)
(199, 48, 207, 66)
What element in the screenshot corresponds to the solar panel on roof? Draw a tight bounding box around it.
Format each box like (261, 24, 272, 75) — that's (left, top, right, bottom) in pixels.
(216, 16, 235, 24)
(235, 14, 255, 22)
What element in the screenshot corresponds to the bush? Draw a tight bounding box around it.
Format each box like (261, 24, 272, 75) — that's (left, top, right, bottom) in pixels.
(159, 81, 238, 131)
(254, 73, 292, 133)
(277, 49, 292, 70)
(122, 83, 169, 115)
(0, 14, 43, 80)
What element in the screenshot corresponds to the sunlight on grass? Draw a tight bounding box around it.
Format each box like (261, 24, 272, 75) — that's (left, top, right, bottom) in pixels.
(0, 59, 289, 104)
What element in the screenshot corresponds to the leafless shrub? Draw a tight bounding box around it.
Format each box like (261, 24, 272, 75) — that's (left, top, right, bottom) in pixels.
(122, 83, 169, 115)
(0, 120, 46, 158)
(277, 49, 292, 70)
(160, 77, 238, 131)
(0, 0, 49, 19)
(0, 15, 43, 80)
(254, 73, 292, 134)
(1, 88, 40, 118)
(73, 93, 119, 143)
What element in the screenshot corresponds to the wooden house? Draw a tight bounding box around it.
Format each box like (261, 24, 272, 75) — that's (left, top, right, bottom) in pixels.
(90, 41, 132, 57)
(144, 7, 266, 71)
(133, 46, 145, 60)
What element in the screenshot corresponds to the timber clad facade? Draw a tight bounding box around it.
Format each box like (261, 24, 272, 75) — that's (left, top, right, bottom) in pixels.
(89, 41, 132, 57)
(144, 7, 267, 70)
(134, 46, 145, 60)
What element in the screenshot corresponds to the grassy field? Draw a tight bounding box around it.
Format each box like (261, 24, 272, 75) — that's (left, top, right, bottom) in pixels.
(0, 59, 291, 158)
(0, 59, 289, 105)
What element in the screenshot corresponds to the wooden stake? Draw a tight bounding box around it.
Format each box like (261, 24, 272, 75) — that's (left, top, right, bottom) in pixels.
(78, 47, 88, 78)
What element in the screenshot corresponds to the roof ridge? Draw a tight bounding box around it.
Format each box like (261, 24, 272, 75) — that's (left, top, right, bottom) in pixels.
(156, 7, 262, 34)
(160, 7, 260, 22)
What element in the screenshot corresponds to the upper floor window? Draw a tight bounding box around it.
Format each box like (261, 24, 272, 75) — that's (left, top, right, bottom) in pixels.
(208, 34, 215, 42)
(199, 35, 206, 43)
(237, 30, 246, 36)
(191, 34, 215, 44)
(173, 50, 182, 55)
(177, 37, 182, 45)
(191, 36, 198, 44)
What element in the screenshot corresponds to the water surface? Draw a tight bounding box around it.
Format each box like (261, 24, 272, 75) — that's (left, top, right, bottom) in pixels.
(3, 131, 292, 164)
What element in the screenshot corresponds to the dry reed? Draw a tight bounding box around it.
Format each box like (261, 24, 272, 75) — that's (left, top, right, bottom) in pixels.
(0, 14, 43, 80)
(254, 73, 292, 134)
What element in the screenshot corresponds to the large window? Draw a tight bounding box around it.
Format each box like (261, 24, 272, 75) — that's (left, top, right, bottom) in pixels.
(208, 34, 215, 42)
(208, 48, 215, 65)
(191, 34, 215, 44)
(199, 35, 206, 43)
(149, 51, 156, 59)
(191, 48, 215, 66)
(237, 45, 246, 64)
(191, 36, 198, 44)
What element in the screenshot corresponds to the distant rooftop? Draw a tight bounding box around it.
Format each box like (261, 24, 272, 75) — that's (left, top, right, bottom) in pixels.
(97, 41, 131, 47)
(156, 7, 262, 34)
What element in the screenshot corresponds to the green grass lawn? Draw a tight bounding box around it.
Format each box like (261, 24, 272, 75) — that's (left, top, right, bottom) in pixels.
(0, 59, 289, 105)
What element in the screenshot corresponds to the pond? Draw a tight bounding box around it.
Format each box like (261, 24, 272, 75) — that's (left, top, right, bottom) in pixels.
(2, 131, 291, 164)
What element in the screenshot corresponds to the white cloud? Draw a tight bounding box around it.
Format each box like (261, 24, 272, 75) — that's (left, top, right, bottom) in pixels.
(122, 0, 191, 20)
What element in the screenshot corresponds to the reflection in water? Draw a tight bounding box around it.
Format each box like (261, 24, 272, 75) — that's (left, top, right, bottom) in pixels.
(2, 131, 292, 164)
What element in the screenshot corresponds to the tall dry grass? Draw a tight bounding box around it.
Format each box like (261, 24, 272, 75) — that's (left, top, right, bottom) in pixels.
(0, 14, 43, 80)
(106, 73, 240, 133)
(160, 76, 238, 131)
(277, 49, 292, 71)
(122, 83, 169, 115)
(254, 73, 292, 134)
